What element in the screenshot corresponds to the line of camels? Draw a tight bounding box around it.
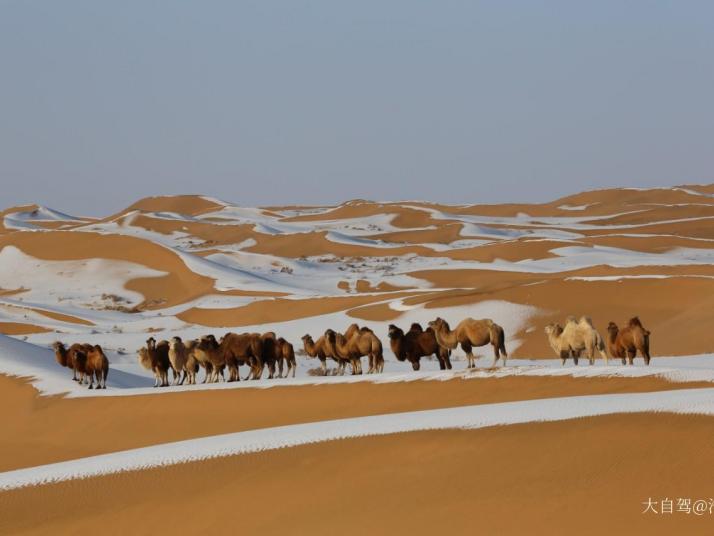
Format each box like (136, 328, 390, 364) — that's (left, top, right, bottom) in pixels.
(52, 315, 651, 389)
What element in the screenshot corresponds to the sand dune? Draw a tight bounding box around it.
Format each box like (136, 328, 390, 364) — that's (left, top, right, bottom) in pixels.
(2, 413, 713, 535)
(1, 185, 714, 533)
(1, 185, 714, 354)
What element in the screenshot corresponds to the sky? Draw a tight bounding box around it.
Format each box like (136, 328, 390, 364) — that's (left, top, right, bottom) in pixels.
(1, 1, 713, 215)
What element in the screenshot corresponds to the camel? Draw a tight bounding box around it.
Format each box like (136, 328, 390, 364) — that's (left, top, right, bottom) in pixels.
(322, 324, 370, 374)
(607, 317, 651, 365)
(428, 317, 507, 368)
(276, 337, 296, 378)
(259, 332, 281, 379)
(544, 316, 608, 366)
(325, 326, 384, 374)
(182, 339, 201, 384)
(137, 337, 171, 387)
(190, 335, 222, 383)
(84, 345, 109, 389)
(301, 334, 341, 375)
(53, 341, 92, 382)
(168, 336, 190, 385)
(197, 332, 263, 382)
(388, 323, 452, 371)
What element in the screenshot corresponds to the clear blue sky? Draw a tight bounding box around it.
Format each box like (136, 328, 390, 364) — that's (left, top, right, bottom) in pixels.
(1, 1, 713, 214)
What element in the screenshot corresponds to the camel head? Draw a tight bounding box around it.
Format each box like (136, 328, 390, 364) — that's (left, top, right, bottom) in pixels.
(387, 324, 403, 340)
(146, 337, 156, 350)
(607, 322, 619, 335)
(544, 323, 563, 337)
(52, 341, 68, 366)
(428, 317, 449, 332)
(301, 334, 312, 342)
(171, 336, 182, 345)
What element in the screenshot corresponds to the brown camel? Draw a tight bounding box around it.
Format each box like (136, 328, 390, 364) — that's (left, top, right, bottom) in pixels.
(197, 332, 263, 382)
(388, 324, 452, 371)
(607, 317, 651, 365)
(84, 345, 109, 389)
(137, 337, 171, 387)
(325, 326, 384, 374)
(182, 339, 201, 385)
(259, 332, 281, 379)
(428, 317, 507, 368)
(191, 335, 223, 383)
(301, 334, 341, 375)
(275, 337, 296, 378)
(53, 341, 92, 382)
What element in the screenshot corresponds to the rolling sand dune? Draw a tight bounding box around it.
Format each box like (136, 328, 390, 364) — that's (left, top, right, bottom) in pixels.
(1, 185, 714, 533)
(2, 413, 713, 535)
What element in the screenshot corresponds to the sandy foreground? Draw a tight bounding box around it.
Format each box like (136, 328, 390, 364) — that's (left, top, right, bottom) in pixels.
(1, 413, 713, 535)
(1, 373, 712, 473)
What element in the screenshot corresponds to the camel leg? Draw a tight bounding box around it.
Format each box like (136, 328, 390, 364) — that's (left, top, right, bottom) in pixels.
(466, 352, 476, 369)
(492, 342, 501, 368)
(87, 372, 94, 389)
(642, 346, 651, 366)
(627, 350, 636, 366)
(461, 342, 476, 368)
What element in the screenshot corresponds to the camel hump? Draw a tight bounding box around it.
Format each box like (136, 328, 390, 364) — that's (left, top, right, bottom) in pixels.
(579, 316, 593, 326)
(628, 317, 643, 328)
(565, 315, 577, 324)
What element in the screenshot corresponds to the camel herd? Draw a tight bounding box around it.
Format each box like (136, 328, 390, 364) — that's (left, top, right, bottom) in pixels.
(53, 342, 109, 389)
(136, 333, 296, 387)
(51, 315, 652, 389)
(545, 316, 651, 365)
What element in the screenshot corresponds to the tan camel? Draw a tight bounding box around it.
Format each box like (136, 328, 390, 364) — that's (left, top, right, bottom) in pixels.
(428, 317, 507, 368)
(325, 327, 384, 374)
(388, 324, 452, 371)
(182, 339, 200, 384)
(168, 336, 190, 385)
(301, 334, 339, 375)
(607, 317, 651, 365)
(544, 316, 608, 366)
